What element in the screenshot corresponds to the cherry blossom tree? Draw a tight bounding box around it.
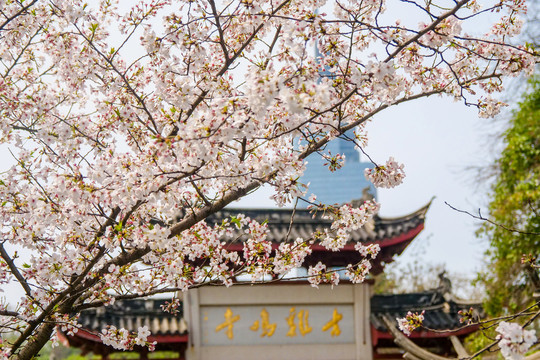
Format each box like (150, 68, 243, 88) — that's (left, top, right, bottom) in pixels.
(0, 0, 537, 358)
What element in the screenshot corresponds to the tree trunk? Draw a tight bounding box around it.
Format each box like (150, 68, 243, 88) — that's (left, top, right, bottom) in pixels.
(13, 322, 55, 360)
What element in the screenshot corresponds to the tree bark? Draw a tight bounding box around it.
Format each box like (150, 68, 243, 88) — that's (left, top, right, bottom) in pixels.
(13, 322, 55, 360)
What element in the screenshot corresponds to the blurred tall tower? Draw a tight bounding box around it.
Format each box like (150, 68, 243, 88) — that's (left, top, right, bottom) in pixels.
(299, 134, 376, 207)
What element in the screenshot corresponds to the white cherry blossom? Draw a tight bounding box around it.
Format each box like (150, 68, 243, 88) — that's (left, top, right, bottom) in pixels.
(364, 157, 406, 188)
(496, 322, 537, 360)
(0, 0, 536, 357)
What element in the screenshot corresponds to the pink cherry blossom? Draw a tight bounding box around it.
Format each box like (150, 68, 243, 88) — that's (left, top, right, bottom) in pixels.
(365, 157, 406, 189)
(496, 322, 537, 360)
(0, 0, 536, 357)
(396, 311, 425, 336)
(307, 262, 340, 288)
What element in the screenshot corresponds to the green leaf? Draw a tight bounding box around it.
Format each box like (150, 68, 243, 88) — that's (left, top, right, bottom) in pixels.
(477, 76, 540, 316)
(230, 216, 241, 228)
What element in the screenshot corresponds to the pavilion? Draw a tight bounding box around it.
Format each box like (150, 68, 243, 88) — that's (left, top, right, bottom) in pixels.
(59, 138, 482, 359)
(59, 201, 482, 360)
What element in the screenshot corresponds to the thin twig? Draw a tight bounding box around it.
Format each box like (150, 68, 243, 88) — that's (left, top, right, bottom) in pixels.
(445, 202, 540, 235)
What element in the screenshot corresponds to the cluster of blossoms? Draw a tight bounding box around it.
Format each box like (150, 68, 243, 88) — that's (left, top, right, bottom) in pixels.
(308, 242, 381, 287)
(0, 259, 9, 291)
(364, 158, 406, 189)
(344, 260, 372, 284)
(322, 153, 346, 172)
(397, 311, 425, 336)
(273, 238, 313, 275)
(307, 262, 340, 288)
(241, 219, 273, 280)
(160, 298, 182, 315)
(243, 237, 274, 280)
(457, 307, 477, 325)
(100, 326, 155, 351)
(319, 201, 379, 251)
(478, 97, 508, 118)
(496, 322, 537, 360)
(342, 243, 381, 283)
(55, 314, 81, 337)
(418, 17, 462, 47)
(355, 243, 380, 258)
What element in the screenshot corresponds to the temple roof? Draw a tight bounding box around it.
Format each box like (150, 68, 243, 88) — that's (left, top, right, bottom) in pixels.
(371, 290, 483, 336)
(70, 202, 431, 340)
(179, 200, 428, 273)
(59, 201, 487, 360)
(208, 201, 430, 245)
(76, 298, 188, 336)
(203, 202, 430, 272)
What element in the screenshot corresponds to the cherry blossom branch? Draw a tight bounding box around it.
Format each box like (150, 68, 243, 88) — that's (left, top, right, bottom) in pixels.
(384, 0, 469, 62)
(208, 0, 230, 61)
(0, 310, 19, 317)
(0, 0, 37, 32)
(177, 0, 293, 125)
(263, 24, 282, 70)
(419, 301, 540, 335)
(9, 206, 121, 356)
(298, 88, 444, 161)
(8, 149, 59, 208)
(2, 25, 43, 78)
(73, 27, 159, 135)
(0, 244, 32, 298)
(72, 255, 379, 312)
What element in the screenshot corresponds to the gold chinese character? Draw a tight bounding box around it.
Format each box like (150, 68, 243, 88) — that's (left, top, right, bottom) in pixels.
(322, 308, 343, 337)
(250, 308, 276, 337)
(297, 310, 312, 336)
(285, 307, 312, 337)
(215, 308, 240, 339)
(286, 308, 297, 337)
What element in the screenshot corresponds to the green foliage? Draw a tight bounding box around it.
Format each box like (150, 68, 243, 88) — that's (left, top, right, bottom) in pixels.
(108, 352, 139, 359)
(477, 77, 540, 316)
(464, 326, 498, 359)
(36, 341, 91, 359)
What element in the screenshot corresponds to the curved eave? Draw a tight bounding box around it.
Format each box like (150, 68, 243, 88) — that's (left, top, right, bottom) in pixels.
(220, 202, 430, 270)
(223, 222, 424, 252)
(307, 222, 424, 273)
(377, 199, 432, 222)
(225, 200, 430, 247)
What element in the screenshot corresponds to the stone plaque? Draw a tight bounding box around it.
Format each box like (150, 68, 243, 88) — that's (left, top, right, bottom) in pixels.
(200, 304, 354, 346)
